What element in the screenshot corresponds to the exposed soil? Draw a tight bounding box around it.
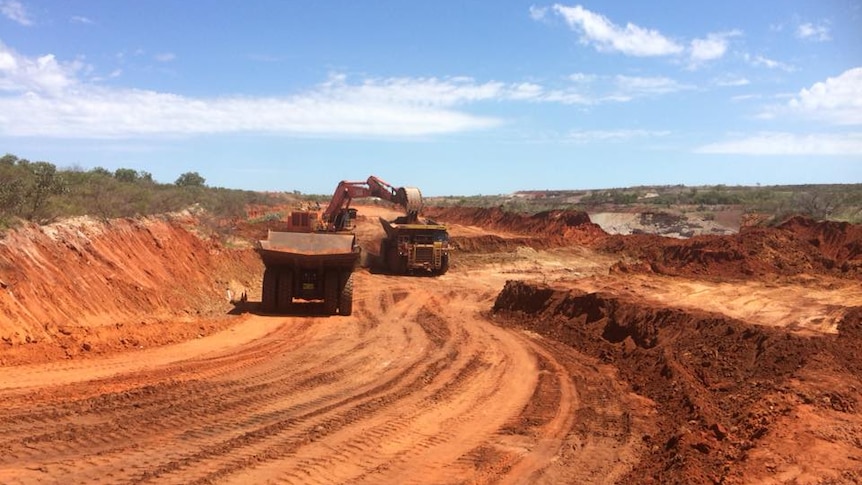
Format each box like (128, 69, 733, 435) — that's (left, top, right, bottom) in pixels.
(1, 204, 860, 484)
(429, 206, 862, 280)
(493, 281, 862, 484)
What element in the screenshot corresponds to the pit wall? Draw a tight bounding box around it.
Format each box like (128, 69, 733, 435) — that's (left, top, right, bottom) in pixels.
(427, 207, 862, 279)
(492, 279, 862, 484)
(0, 215, 261, 347)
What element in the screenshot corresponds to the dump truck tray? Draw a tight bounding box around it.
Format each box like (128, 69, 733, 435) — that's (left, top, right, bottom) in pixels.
(256, 231, 360, 269)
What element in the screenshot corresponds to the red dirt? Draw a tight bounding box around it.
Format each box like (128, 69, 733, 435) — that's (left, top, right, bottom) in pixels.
(429, 206, 862, 280)
(492, 281, 862, 484)
(425, 206, 608, 247)
(0, 213, 261, 364)
(602, 220, 862, 280)
(1, 204, 860, 484)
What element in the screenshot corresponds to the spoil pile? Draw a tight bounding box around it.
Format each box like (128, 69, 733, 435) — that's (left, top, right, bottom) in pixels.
(493, 280, 862, 484)
(428, 206, 862, 279)
(0, 214, 260, 364)
(603, 216, 861, 280)
(424, 207, 607, 249)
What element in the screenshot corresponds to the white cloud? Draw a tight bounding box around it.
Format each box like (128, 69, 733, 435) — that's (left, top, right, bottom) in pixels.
(509, 82, 544, 100)
(71, 15, 94, 25)
(745, 53, 795, 72)
(796, 22, 831, 42)
(551, 4, 683, 57)
(615, 75, 691, 95)
(532, 73, 690, 105)
(695, 132, 862, 155)
(713, 76, 750, 87)
(326, 75, 511, 106)
(567, 72, 596, 83)
(529, 5, 548, 21)
(0, 0, 31, 26)
(688, 30, 741, 67)
(567, 129, 671, 143)
(731, 93, 761, 102)
(0, 42, 82, 94)
(782, 67, 862, 125)
(0, 83, 504, 138)
(540, 89, 595, 105)
(0, 45, 507, 138)
(154, 52, 176, 62)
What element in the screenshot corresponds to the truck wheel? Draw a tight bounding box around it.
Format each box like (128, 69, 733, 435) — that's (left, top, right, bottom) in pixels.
(437, 254, 449, 275)
(324, 270, 339, 315)
(387, 244, 406, 274)
(339, 271, 354, 316)
(278, 271, 293, 313)
(378, 240, 389, 272)
(262, 268, 277, 312)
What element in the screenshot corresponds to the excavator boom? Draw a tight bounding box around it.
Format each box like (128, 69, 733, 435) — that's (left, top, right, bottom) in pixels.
(322, 176, 424, 230)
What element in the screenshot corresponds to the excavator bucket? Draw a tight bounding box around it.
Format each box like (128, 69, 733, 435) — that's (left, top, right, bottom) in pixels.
(397, 187, 423, 219)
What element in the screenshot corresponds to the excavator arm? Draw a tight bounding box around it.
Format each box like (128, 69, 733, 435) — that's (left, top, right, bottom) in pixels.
(322, 176, 424, 231)
(366, 176, 423, 220)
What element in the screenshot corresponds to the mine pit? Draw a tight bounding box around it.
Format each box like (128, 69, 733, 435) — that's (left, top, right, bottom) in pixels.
(1, 205, 860, 484)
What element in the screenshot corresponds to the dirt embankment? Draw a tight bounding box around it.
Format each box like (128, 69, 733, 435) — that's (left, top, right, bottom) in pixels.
(425, 206, 608, 247)
(428, 206, 862, 280)
(0, 214, 261, 364)
(492, 280, 862, 485)
(604, 216, 862, 280)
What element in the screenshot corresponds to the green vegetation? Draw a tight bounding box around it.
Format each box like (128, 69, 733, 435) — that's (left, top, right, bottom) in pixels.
(3, 152, 860, 230)
(0, 153, 282, 230)
(428, 184, 862, 223)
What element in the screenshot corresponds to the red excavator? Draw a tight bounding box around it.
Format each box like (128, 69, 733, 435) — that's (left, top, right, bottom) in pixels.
(319, 176, 449, 275)
(320, 176, 423, 231)
(255, 176, 449, 316)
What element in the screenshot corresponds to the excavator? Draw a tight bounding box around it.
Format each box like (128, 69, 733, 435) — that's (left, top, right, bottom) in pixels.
(255, 175, 449, 316)
(319, 176, 450, 275)
(320, 176, 422, 231)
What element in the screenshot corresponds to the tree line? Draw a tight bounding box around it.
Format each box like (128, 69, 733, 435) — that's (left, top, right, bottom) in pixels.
(0, 154, 279, 229)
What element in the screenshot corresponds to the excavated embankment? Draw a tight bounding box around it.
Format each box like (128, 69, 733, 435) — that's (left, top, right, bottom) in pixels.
(492, 280, 862, 484)
(0, 214, 261, 364)
(428, 206, 862, 279)
(604, 216, 862, 280)
(426, 206, 608, 248)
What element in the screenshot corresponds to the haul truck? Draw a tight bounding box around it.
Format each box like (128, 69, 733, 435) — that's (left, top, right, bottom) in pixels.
(322, 176, 450, 275)
(255, 175, 448, 316)
(257, 227, 360, 316)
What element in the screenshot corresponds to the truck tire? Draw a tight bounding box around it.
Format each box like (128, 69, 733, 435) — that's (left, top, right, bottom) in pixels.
(278, 271, 293, 313)
(262, 268, 277, 312)
(339, 271, 354, 316)
(386, 243, 406, 274)
(324, 270, 339, 315)
(437, 254, 449, 275)
(378, 239, 389, 272)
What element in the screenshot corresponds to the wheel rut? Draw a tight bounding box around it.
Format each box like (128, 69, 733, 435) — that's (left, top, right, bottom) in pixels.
(0, 270, 650, 484)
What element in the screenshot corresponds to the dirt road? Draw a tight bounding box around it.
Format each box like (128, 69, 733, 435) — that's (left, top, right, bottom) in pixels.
(0, 264, 652, 484)
(2, 206, 860, 484)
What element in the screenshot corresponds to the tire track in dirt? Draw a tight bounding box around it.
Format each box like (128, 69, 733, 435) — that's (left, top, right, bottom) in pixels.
(0, 275, 436, 484)
(225, 289, 534, 485)
(0, 270, 650, 484)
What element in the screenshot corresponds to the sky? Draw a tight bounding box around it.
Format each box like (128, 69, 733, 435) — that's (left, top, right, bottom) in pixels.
(0, 1, 860, 196)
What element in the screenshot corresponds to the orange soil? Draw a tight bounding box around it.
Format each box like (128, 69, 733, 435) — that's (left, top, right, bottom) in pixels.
(0, 204, 860, 484)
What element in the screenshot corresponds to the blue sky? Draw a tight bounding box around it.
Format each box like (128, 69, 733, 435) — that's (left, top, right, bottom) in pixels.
(0, 1, 860, 195)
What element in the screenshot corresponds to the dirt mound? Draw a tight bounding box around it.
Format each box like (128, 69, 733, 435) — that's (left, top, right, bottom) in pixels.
(0, 214, 261, 364)
(605, 218, 862, 280)
(431, 207, 862, 279)
(777, 216, 862, 263)
(449, 234, 552, 253)
(425, 206, 608, 246)
(492, 280, 862, 484)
